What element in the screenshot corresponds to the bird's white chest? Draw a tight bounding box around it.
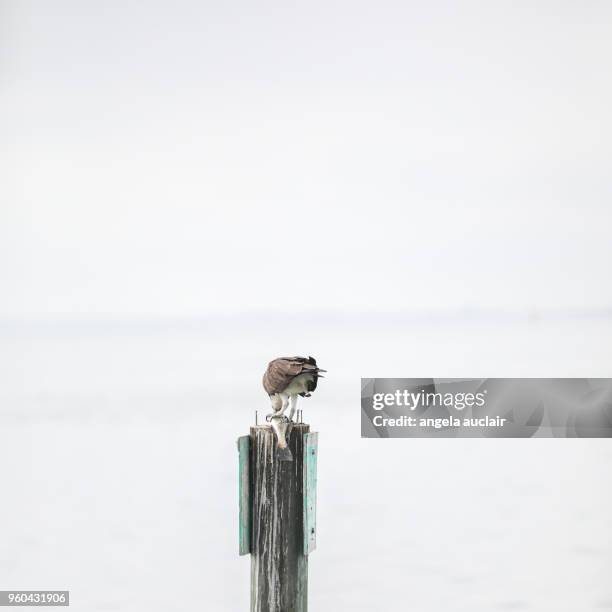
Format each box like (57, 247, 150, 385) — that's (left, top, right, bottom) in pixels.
(283, 373, 313, 395)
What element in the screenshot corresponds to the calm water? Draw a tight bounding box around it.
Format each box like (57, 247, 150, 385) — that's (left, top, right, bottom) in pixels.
(1, 316, 611, 611)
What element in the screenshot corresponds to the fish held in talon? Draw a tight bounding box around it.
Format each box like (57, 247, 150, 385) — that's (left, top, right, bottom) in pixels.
(270, 415, 292, 461)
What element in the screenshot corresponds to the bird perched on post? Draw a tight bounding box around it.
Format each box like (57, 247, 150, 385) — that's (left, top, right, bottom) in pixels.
(263, 356, 326, 422)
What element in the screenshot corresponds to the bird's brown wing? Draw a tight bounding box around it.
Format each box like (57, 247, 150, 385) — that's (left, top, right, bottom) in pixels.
(262, 357, 315, 395)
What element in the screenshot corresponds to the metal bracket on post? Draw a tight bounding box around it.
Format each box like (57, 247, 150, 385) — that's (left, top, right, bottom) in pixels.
(303, 432, 318, 555)
(237, 435, 250, 556)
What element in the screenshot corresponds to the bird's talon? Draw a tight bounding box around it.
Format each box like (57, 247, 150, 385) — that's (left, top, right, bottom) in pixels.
(266, 413, 288, 422)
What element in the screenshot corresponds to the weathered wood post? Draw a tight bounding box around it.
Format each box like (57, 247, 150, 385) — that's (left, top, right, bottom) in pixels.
(238, 422, 318, 612)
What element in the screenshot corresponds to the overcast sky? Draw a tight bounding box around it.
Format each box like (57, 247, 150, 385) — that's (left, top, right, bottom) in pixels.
(2, 0, 611, 318)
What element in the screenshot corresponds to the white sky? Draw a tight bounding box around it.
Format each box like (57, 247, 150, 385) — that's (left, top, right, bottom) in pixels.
(2, 0, 611, 317)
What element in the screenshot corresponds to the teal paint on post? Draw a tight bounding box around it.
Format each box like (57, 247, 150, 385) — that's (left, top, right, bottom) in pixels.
(303, 432, 318, 555)
(237, 435, 250, 555)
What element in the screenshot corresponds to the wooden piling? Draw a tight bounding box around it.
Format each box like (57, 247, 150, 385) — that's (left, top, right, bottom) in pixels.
(238, 423, 317, 612)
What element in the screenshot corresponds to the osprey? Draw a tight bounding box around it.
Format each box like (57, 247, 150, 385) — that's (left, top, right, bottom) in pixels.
(263, 356, 326, 421)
